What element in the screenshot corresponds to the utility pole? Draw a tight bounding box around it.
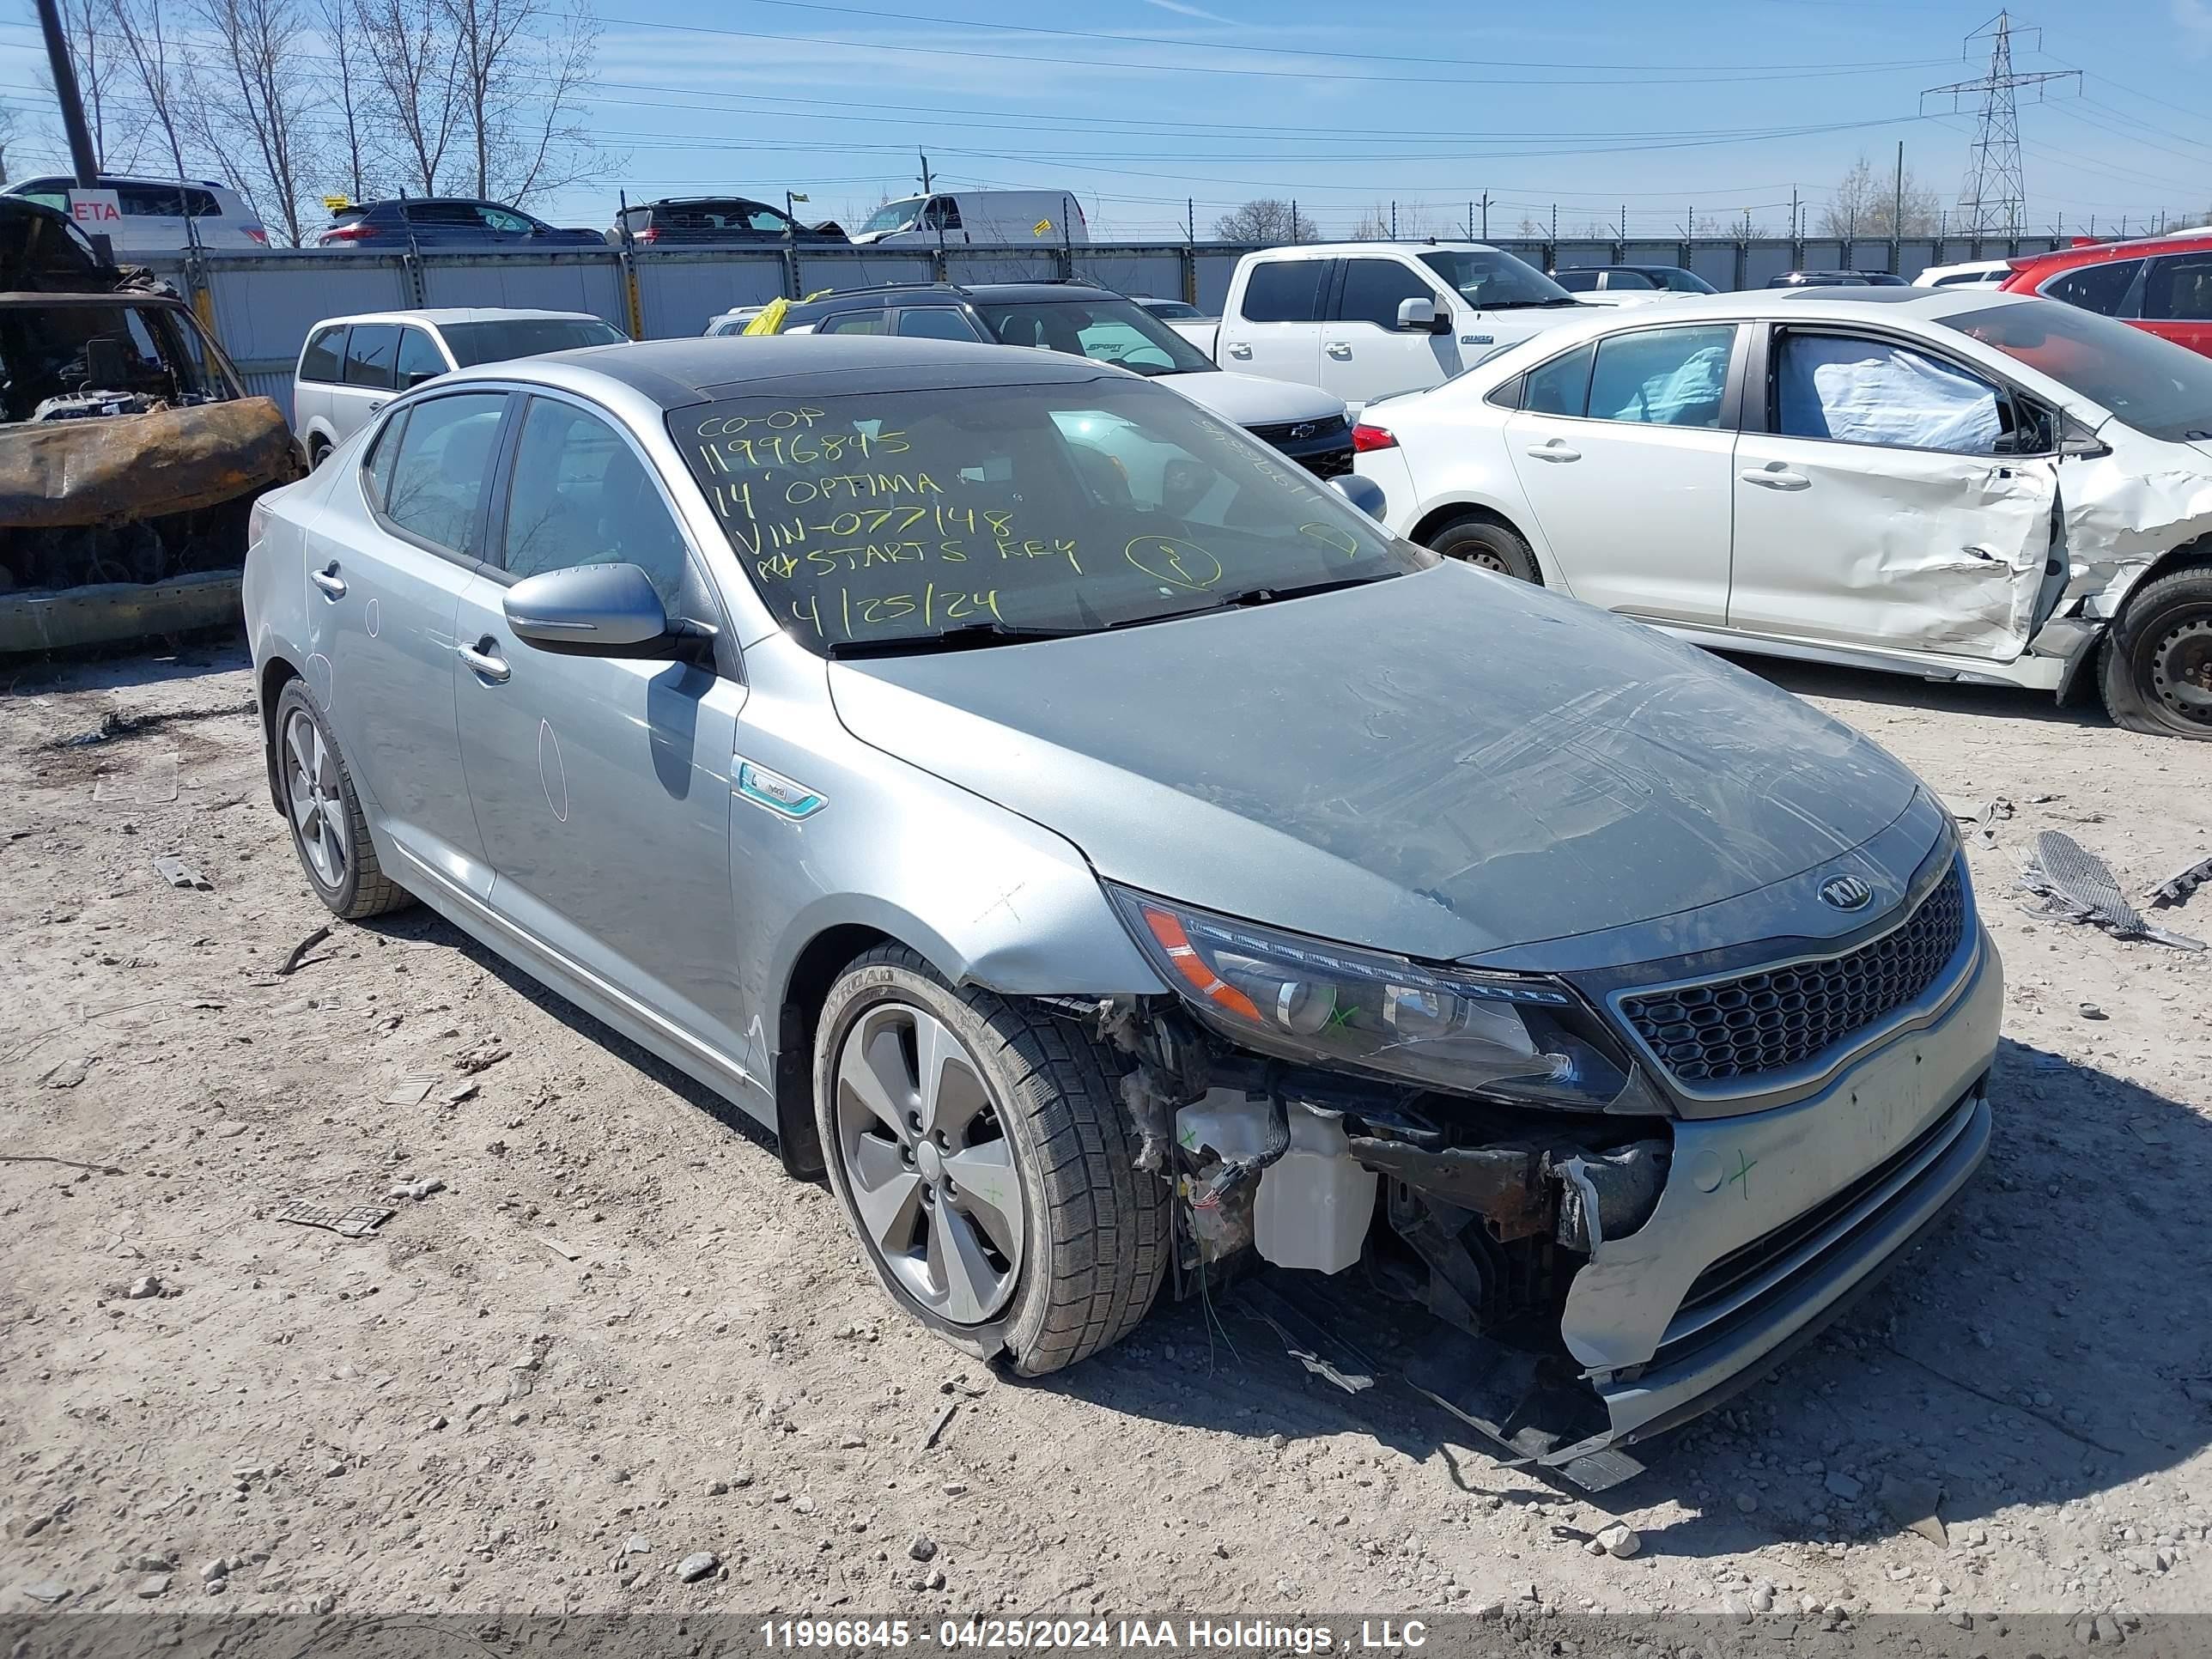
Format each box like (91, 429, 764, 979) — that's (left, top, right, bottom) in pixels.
(1480, 191, 1491, 240)
(35, 0, 100, 188)
(1893, 141, 1905, 271)
(1922, 11, 2080, 238)
(918, 149, 933, 194)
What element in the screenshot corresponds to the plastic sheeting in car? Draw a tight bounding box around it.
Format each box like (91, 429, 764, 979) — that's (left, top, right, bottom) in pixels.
(1779, 335, 2003, 454)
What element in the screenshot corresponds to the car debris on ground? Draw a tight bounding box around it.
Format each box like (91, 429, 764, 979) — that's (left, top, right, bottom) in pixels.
(2019, 829, 2207, 950)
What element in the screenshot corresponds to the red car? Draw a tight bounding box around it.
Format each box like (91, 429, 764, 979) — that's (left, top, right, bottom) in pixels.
(2001, 229, 2212, 358)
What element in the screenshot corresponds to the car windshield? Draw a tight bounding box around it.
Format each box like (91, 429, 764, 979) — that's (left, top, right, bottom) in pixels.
(670, 377, 1415, 654)
(0, 301, 227, 421)
(440, 318, 625, 365)
(1941, 299, 2212, 443)
(1418, 250, 1575, 309)
(862, 198, 925, 234)
(973, 297, 1218, 376)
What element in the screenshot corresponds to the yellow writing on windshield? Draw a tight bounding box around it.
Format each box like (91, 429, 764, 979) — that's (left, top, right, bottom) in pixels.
(791, 585, 1005, 638)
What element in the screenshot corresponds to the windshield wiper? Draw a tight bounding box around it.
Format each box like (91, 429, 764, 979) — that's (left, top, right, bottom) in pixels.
(1136, 573, 1389, 624)
(823, 620, 1086, 659)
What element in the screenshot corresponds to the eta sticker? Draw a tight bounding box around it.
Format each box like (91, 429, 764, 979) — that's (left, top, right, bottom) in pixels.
(67, 189, 122, 228)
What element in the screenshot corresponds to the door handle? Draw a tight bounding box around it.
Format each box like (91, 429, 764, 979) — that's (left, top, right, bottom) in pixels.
(310, 562, 347, 599)
(367, 399, 386, 413)
(457, 639, 511, 684)
(1740, 465, 1811, 490)
(1226, 343, 1252, 359)
(1524, 441, 1580, 462)
(1325, 341, 1352, 359)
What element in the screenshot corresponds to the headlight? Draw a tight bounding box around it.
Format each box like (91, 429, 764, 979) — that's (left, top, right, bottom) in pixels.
(1108, 884, 1636, 1110)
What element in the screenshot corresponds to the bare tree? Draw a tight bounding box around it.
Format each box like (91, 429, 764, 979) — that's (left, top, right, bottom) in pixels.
(1212, 198, 1314, 245)
(1346, 200, 1440, 240)
(442, 0, 601, 204)
(193, 0, 324, 243)
(318, 0, 375, 201)
(47, 0, 143, 171)
(0, 98, 18, 185)
(1820, 153, 1941, 238)
(356, 0, 465, 194)
(107, 0, 198, 183)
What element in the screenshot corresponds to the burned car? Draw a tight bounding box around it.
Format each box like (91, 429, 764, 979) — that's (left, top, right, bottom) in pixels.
(2, 197, 298, 652)
(242, 337, 1998, 1482)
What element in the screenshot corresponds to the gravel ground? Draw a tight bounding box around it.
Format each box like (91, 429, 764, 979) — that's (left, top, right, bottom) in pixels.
(3, 641, 2210, 1633)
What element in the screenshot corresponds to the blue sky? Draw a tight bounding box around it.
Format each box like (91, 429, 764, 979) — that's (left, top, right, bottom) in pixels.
(4, 0, 2209, 237)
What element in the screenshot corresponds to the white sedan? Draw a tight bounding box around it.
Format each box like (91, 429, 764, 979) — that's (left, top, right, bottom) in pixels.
(1351, 286, 2212, 738)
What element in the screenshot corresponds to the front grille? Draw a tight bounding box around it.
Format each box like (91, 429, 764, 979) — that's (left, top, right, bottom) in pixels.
(1300, 447, 1354, 479)
(1619, 866, 1966, 1086)
(1245, 413, 1347, 446)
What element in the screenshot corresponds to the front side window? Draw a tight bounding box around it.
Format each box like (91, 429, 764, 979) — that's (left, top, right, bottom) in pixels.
(341, 323, 398, 388)
(975, 298, 1215, 374)
(1943, 297, 2212, 442)
(1418, 249, 1573, 310)
(1775, 331, 2002, 453)
(477, 206, 535, 234)
(1336, 258, 1444, 330)
(378, 392, 507, 556)
(439, 318, 624, 365)
(300, 325, 346, 384)
(1239, 260, 1329, 324)
(861, 197, 925, 235)
(2039, 258, 2142, 317)
(923, 197, 963, 231)
(896, 307, 981, 342)
(501, 398, 693, 607)
(2141, 252, 2212, 322)
(396, 327, 446, 386)
(117, 183, 185, 217)
(1522, 342, 1595, 416)
(672, 377, 1413, 653)
(1586, 324, 1735, 428)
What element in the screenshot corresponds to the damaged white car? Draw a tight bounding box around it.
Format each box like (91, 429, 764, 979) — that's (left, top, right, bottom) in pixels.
(1352, 286, 2212, 738)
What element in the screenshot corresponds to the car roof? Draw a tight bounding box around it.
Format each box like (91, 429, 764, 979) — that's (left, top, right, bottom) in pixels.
(5, 173, 234, 191)
(2012, 229, 2212, 268)
(787, 281, 1126, 322)
(307, 308, 609, 329)
(468, 334, 1124, 410)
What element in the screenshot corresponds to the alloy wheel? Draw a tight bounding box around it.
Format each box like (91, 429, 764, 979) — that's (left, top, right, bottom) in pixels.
(831, 1001, 1024, 1324)
(283, 708, 349, 889)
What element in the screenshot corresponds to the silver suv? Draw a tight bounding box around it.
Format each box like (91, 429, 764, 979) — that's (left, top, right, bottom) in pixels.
(242, 336, 1998, 1475)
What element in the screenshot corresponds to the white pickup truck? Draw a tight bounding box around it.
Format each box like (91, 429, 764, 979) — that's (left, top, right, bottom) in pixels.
(1174, 241, 1593, 413)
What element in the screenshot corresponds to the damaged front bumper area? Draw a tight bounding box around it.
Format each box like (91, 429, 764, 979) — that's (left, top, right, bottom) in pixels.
(1102, 883, 2000, 1486)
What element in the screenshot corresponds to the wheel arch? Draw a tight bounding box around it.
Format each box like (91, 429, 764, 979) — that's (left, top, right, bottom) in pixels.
(772, 921, 896, 1181)
(1408, 497, 1556, 586)
(2118, 533, 2212, 609)
(258, 653, 303, 813)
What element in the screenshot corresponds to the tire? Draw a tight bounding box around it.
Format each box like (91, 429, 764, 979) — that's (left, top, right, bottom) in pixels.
(2099, 564, 2212, 740)
(812, 945, 1169, 1376)
(307, 436, 331, 471)
(271, 681, 413, 919)
(1425, 513, 1543, 584)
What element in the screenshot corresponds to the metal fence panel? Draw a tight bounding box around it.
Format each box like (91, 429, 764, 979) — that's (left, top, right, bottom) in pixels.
(1686, 244, 1739, 287)
(637, 252, 788, 338)
(1072, 253, 1185, 303)
(417, 251, 628, 324)
(1191, 253, 1243, 312)
(1741, 243, 1796, 286)
(942, 248, 1062, 286)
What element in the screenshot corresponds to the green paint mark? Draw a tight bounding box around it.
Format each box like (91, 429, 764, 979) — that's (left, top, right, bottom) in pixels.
(1725, 1150, 1757, 1200)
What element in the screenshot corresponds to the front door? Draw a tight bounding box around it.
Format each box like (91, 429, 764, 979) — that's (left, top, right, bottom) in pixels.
(1502, 321, 1742, 625)
(303, 390, 508, 896)
(1728, 325, 2059, 659)
(1218, 256, 1329, 390)
(1320, 256, 1463, 409)
(453, 392, 750, 1059)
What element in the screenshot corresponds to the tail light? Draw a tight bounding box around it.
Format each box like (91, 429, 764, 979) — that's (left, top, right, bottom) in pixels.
(320, 222, 374, 243)
(1352, 422, 1397, 453)
(636, 226, 659, 244)
(243, 226, 270, 246)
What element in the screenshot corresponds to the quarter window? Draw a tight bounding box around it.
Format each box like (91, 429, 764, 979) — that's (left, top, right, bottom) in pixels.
(299, 325, 345, 384)
(378, 392, 507, 556)
(341, 323, 398, 389)
(1585, 325, 1735, 428)
(2039, 258, 2142, 317)
(1335, 258, 1443, 329)
(1775, 332, 2002, 454)
(1240, 259, 1329, 324)
(501, 398, 693, 608)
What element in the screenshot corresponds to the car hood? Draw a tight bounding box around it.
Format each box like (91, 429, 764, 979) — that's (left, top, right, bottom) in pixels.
(826, 567, 1924, 962)
(1157, 368, 1344, 427)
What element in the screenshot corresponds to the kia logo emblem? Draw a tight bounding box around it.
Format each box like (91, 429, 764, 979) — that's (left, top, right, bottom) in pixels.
(1819, 875, 1875, 911)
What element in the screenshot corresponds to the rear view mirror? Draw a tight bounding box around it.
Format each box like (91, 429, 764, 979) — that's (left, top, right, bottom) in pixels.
(1395, 297, 1437, 332)
(504, 562, 678, 656)
(1329, 475, 1387, 520)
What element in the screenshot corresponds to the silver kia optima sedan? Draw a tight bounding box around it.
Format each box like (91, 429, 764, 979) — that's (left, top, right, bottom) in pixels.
(242, 335, 1999, 1479)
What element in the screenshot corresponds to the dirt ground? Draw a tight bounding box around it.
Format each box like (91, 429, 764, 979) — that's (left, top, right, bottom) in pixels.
(3, 639, 2210, 1632)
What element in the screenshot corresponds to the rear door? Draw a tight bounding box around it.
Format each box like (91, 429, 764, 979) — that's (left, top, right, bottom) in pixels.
(1321, 255, 1462, 409)
(301, 391, 509, 897)
(331, 322, 398, 444)
(1728, 324, 2059, 660)
(1502, 321, 1743, 624)
(1218, 256, 1329, 391)
(115, 181, 190, 252)
(2136, 251, 2212, 359)
(451, 391, 748, 1057)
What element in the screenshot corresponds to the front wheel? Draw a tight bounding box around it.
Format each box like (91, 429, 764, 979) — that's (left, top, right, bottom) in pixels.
(812, 945, 1169, 1375)
(2100, 565, 2212, 740)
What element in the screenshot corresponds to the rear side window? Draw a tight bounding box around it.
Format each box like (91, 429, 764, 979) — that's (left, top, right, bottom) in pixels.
(2141, 252, 2212, 322)
(896, 307, 980, 341)
(2040, 258, 2141, 316)
(1335, 258, 1443, 329)
(1240, 260, 1328, 324)
(1552, 270, 1599, 292)
(299, 325, 346, 384)
(116, 182, 185, 216)
(1522, 342, 1595, 416)
(1606, 269, 1660, 289)
(377, 392, 507, 556)
(1586, 325, 1735, 428)
(342, 324, 398, 388)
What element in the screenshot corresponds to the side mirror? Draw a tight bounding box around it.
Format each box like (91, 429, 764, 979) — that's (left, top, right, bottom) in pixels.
(504, 562, 681, 657)
(403, 368, 440, 389)
(1328, 474, 1388, 520)
(1395, 297, 1437, 332)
